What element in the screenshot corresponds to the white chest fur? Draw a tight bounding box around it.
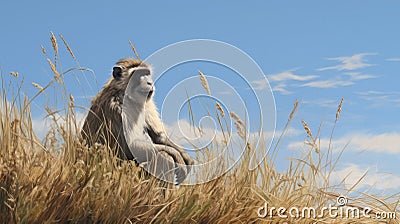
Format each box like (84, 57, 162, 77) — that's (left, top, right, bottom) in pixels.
(122, 102, 152, 146)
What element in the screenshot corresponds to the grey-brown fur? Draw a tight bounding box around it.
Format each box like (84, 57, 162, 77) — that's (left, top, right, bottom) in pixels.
(81, 58, 193, 183)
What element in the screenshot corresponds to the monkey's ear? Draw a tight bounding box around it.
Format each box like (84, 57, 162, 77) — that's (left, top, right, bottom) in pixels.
(112, 66, 123, 80)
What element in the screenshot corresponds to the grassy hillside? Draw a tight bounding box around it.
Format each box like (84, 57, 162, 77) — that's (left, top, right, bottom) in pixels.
(0, 35, 398, 223)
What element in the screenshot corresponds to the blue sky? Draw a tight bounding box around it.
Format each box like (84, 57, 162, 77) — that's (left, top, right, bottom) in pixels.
(1, 1, 400, 192)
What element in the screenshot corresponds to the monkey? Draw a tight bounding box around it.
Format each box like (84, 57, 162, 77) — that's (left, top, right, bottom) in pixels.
(81, 58, 193, 184)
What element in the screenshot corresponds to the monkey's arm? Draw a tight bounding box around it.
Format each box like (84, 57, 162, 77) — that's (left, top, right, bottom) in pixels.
(144, 100, 194, 166)
(146, 126, 194, 167)
(129, 140, 188, 184)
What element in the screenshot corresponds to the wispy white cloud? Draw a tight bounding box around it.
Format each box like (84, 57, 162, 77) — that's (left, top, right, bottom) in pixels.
(252, 79, 269, 91)
(317, 53, 376, 71)
(252, 69, 318, 94)
(347, 133, 400, 153)
(300, 79, 354, 88)
(357, 90, 400, 95)
(299, 71, 376, 89)
(271, 82, 293, 95)
(165, 119, 278, 148)
(268, 70, 318, 82)
(357, 91, 400, 106)
(288, 132, 400, 154)
(330, 163, 400, 191)
(386, 58, 400, 62)
(165, 119, 226, 149)
(275, 127, 303, 138)
(32, 112, 86, 139)
(344, 72, 377, 81)
(31, 117, 52, 138)
(303, 98, 341, 109)
(254, 54, 377, 92)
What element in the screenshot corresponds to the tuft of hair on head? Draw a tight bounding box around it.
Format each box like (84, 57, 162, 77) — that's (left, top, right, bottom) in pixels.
(115, 58, 143, 69)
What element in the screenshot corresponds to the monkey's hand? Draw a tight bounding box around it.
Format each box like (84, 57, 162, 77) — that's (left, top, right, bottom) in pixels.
(127, 136, 190, 184)
(157, 151, 187, 185)
(151, 133, 194, 174)
(155, 145, 191, 184)
(170, 144, 194, 175)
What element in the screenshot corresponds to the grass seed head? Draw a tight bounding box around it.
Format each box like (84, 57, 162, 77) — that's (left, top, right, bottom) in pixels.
(60, 34, 76, 60)
(216, 102, 225, 118)
(10, 72, 19, 78)
(336, 98, 344, 121)
(47, 58, 60, 79)
(230, 112, 246, 139)
(50, 31, 58, 54)
(32, 82, 44, 93)
(41, 45, 47, 55)
(289, 99, 299, 121)
(198, 71, 211, 95)
(301, 119, 313, 140)
(69, 94, 75, 103)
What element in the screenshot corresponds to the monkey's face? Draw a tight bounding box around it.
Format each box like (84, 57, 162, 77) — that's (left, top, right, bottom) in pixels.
(113, 65, 155, 101)
(135, 67, 155, 98)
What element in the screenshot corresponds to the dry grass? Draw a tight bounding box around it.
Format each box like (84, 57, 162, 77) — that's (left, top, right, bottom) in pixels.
(0, 35, 399, 223)
(198, 71, 211, 95)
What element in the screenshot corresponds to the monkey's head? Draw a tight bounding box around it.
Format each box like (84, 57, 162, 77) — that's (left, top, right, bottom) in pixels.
(110, 58, 155, 102)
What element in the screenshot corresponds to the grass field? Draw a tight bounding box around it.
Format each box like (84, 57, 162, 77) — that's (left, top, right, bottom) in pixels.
(0, 35, 398, 223)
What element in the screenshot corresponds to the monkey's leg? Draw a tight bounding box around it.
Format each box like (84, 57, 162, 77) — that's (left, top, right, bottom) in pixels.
(152, 151, 175, 183)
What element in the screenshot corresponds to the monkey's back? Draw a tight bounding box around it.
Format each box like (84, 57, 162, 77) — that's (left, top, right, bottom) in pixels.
(81, 80, 134, 160)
